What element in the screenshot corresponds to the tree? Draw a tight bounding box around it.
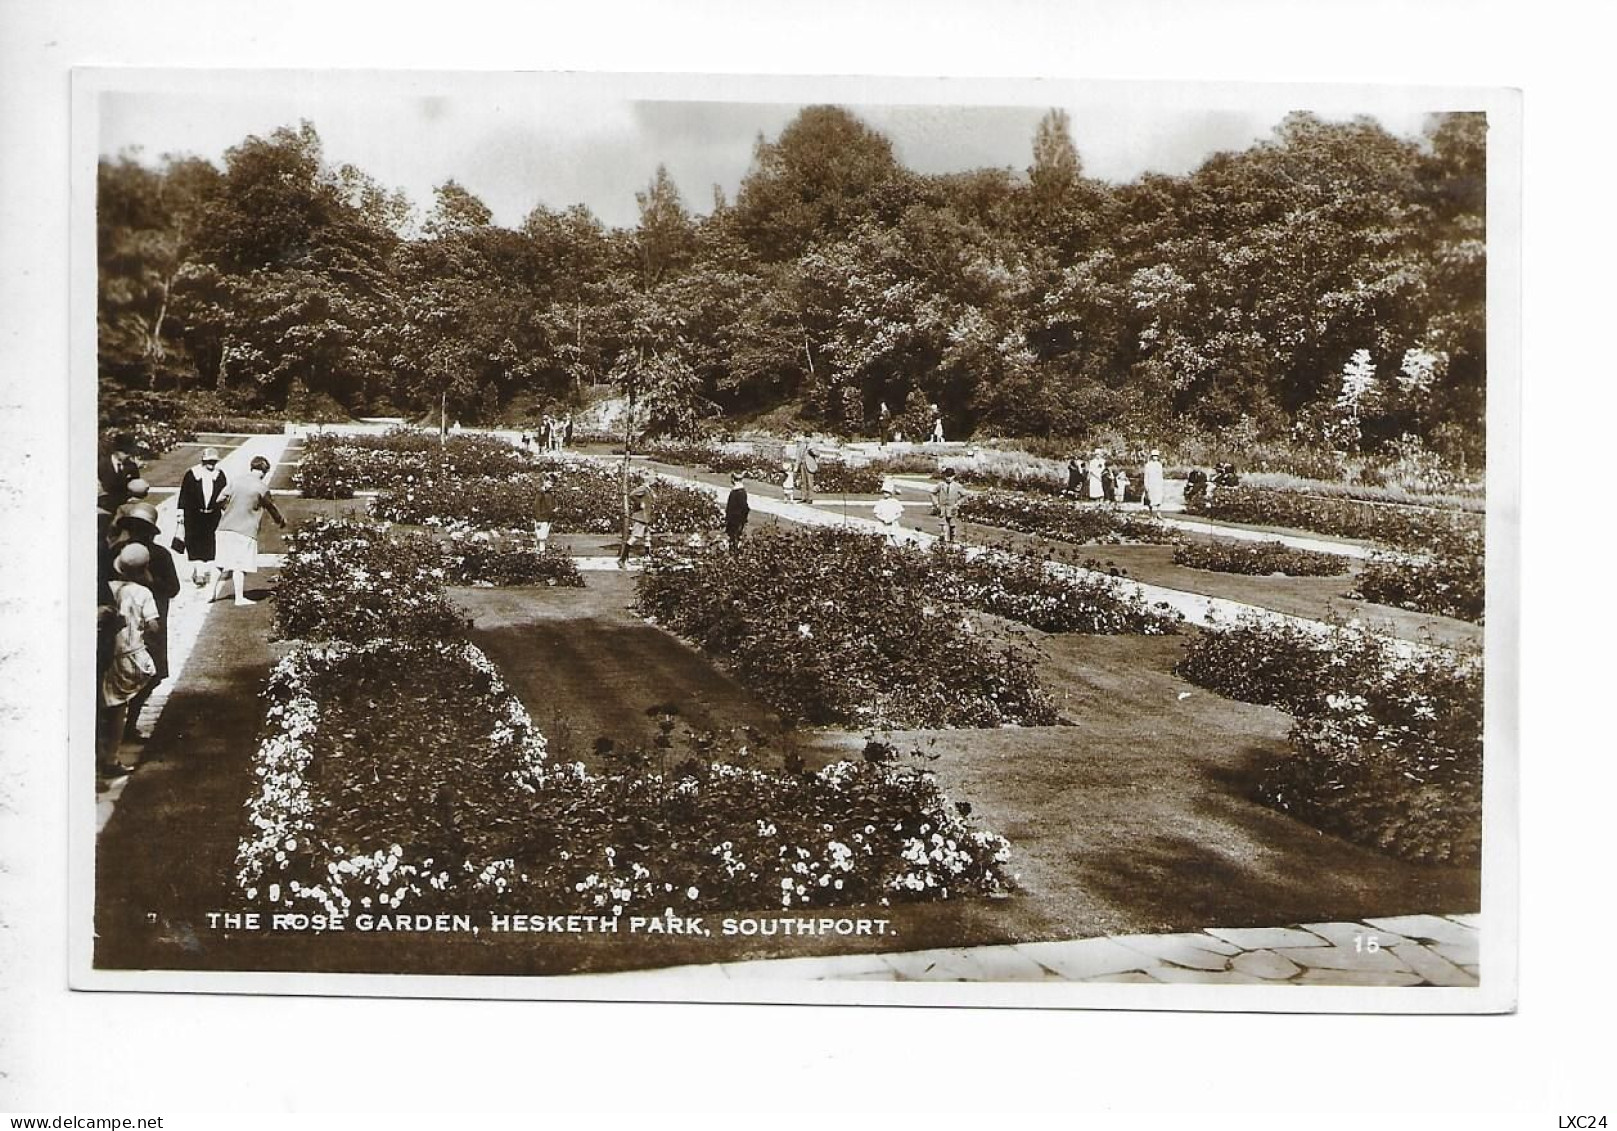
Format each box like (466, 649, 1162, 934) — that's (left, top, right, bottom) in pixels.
(98, 154, 225, 388)
(424, 179, 493, 239)
(734, 106, 907, 262)
(634, 164, 697, 284)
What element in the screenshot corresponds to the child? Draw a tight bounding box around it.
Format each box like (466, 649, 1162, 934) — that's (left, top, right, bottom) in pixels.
(873, 485, 905, 543)
(782, 459, 797, 504)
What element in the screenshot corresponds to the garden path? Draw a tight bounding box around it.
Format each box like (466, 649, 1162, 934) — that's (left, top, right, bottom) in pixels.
(580, 912, 1481, 987)
(97, 431, 294, 829)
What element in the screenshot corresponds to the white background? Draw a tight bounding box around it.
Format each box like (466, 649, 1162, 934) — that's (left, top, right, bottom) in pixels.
(1, 0, 1609, 1121)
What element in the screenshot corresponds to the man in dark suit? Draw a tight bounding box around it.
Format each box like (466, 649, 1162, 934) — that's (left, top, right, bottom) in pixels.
(725, 474, 750, 550)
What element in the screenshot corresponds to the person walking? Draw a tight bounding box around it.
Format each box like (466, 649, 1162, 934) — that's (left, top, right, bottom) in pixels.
(532, 475, 556, 552)
(563, 414, 574, 449)
(110, 503, 180, 736)
(1113, 466, 1130, 505)
(1066, 456, 1084, 494)
(929, 404, 945, 444)
(930, 467, 966, 543)
(176, 447, 228, 588)
(98, 544, 160, 780)
(619, 476, 656, 565)
(797, 441, 819, 503)
(1142, 450, 1166, 515)
(210, 454, 285, 606)
(724, 473, 750, 551)
(781, 458, 798, 504)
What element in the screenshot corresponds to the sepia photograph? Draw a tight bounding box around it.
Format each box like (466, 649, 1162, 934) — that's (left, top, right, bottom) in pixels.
(74, 69, 1516, 1007)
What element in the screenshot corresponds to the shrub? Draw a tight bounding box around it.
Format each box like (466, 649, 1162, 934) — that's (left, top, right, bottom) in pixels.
(925, 545, 1182, 635)
(1176, 616, 1482, 864)
(1353, 529, 1485, 623)
(294, 432, 537, 498)
(635, 528, 1059, 729)
(372, 463, 723, 535)
(272, 517, 469, 646)
(1171, 539, 1349, 577)
(186, 416, 286, 435)
(441, 530, 584, 588)
(1187, 484, 1480, 551)
(960, 490, 1178, 545)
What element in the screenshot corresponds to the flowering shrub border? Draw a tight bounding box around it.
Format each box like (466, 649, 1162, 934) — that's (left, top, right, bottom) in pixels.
(1176, 616, 1482, 864)
(636, 528, 1061, 729)
(294, 431, 538, 499)
(370, 460, 723, 535)
(1352, 529, 1484, 623)
(959, 489, 1178, 545)
(1186, 484, 1481, 551)
(1171, 539, 1349, 578)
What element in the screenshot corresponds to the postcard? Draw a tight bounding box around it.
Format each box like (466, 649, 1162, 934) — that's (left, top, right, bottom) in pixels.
(72, 68, 1519, 1010)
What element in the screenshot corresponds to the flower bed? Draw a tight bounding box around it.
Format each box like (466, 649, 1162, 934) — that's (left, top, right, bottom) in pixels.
(370, 463, 723, 535)
(294, 431, 536, 499)
(241, 519, 1015, 918)
(1171, 539, 1348, 578)
(926, 545, 1182, 635)
(959, 489, 1178, 545)
(273, 518, 470, 646)
(1176, 616, 1482, 864)
(635, 528, 1060, 729)
(187, 416, 287, 435)
(1186, 485, 1481, 551)
(1352, 529, 1485, 623)
(441, 529, 584, 588)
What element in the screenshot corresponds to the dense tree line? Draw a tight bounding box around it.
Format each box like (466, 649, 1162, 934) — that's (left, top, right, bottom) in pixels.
(98, 106, 1486, 461)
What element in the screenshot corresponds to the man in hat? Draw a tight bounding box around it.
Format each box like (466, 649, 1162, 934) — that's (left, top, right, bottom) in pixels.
(929, 466, 966, 543)
(112, 502, 181, 737)
(177, 446, 228, 586)
(619, 476, 657, 565)
(533, 475, 557, 552)
(873, 482, 905, 543)
(724, 473, 750, 551)
(1142, 449, 1166, 515)
(796, 440, 818, 503)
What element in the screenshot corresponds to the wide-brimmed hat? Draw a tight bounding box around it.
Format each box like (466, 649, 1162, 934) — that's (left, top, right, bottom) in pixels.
(113, 542, 152, 580)
(730, 473, 745, 484)
(941, 467, 956, 479)
(201, 447, 221, 462)
(117, 502, 160, 530)
(125, 478, 150, 498)
(1150, 449, 1161, 457)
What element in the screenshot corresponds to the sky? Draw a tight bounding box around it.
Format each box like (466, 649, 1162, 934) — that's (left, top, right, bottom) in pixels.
(96, 72, 1453, 230)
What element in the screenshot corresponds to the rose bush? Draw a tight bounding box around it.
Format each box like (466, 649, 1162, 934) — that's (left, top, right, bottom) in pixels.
(1186, 484, 1480, 551)
(370, 462, 722, 535)
(960, 489, 1178, 545)
(1171, 539, 1349, 577)
(1176, 615, 1482, 864)
(294, 430, 538, 499)
(635, 528, 1060, 728)
(1352, 527, 1484, 623)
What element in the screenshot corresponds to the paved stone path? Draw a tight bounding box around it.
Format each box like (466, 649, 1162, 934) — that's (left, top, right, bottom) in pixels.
(580, 913, 1480, 986)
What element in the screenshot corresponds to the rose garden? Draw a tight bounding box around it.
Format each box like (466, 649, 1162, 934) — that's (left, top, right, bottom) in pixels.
(93, 419, 1484, 982)
(93, 105, 1489, 984)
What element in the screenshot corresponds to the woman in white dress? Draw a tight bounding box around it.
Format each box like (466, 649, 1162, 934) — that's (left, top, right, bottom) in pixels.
(211, 455, 285, 606)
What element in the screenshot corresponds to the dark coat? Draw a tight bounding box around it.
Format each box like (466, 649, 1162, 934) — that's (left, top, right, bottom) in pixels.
(725, 486, 750, 532)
